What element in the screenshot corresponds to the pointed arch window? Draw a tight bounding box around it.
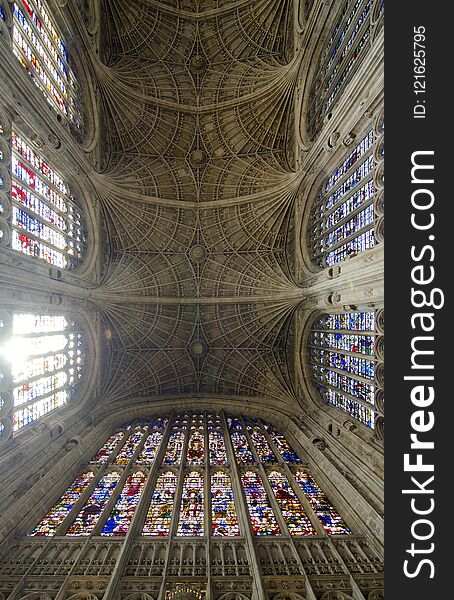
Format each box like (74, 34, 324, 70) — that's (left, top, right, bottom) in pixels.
(308, 0, 376, 138)
(308, 311, 384, 429)
(308, 128, 379, 267)
(30, 413, 352, 539)
(0, 311, 85, 435)
(7, 128, 87, 268)
(11, 0, 83, 127)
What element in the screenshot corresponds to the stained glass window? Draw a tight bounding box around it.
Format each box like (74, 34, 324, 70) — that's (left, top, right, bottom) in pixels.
(268, 471, 315, 535)
(90, 432, 125, 464)
(308, 0, 374, 137)
(294, 470, 351, 535)
(309, 130, 377, 267)
(102, 471, 147, 536)
(10, 129, 86, 269)
(208, 414, 227, 465)
(264, 424, 301, 463)
(12, 0, 82, 126)
(135, 430, 163, 465)
(211, 472, 239, 536)
(163, 429, 186, 465)
(241, 471, 280, 535)
(228, 417, 254, 464)
(66, 471, 121, 536)
(308, 311, 376, 427)
(0, 313, 84, 431)
(245, 421, 276, 463)
(30, 413, 354, 538)
(142, 471, 178, 536)
(114, 428, 145, 464)
(31, 471, 95, 536)
(176, 471, 204, 536)
(187, 425, 204, 466)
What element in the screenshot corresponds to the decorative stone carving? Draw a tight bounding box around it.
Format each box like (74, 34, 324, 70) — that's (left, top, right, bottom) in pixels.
(47, 134, 61, 149)
(343, 420, 358, 432)
(312, 437, 327, 451)
(342, 132, 356, 146)
(327, 132, 340, 148)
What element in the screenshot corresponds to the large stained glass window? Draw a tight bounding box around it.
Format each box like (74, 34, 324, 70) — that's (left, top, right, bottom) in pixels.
(308, 311, 377, 428)
(9, 129, 86, 269)
(309, 129, 378, 267)
(11, 0, 82, 127)
(308, 0, 375, 138)
(30, 412, 352, 539)
(0, 312, 84, 433)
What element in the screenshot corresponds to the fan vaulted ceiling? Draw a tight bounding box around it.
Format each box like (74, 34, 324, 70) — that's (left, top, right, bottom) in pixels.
(89, 0, 305, 409)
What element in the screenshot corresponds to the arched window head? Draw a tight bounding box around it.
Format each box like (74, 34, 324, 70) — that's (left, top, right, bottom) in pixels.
(11, 0, 83, 128)
(30, 412, 351, 538)
(0, 126, 87, 268)
(307, 0, 377, 138)
(308, 124, 383, 268)
(308, 310, 384, 429)
(0, 311, 85, 439)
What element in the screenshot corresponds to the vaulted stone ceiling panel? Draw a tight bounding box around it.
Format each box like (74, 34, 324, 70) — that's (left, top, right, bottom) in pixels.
(94, 0, 301, 407)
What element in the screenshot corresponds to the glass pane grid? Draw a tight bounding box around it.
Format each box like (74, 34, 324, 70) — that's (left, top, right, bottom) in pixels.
(30, 413, 352, 539)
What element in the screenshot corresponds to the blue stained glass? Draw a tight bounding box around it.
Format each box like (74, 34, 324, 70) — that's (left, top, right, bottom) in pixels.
(66, 472, 121, 536)
(309, 312, 377, 428)
(295, 470, 352, 535)
(101, 471, 147, 536)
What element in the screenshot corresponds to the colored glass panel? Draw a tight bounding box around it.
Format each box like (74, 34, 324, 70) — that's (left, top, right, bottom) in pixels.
(265, 426, 301, 463)
(2, 313, 84, 430)
(90, 432, 124, 464)
(163, 430, 185, 465)
(228, 418, 254, 464)
(246, 423, 276, 463)
(12, 0, 82, 125)
(268, 471, 315, 535)
(10, 130, 86, 269)
(102, 471, 147, 536)
(211, 472, 239, 536)
(241, 471, 280, 535)
(176, 471, 204, 536)
(209, 430, 227, 465)
(66, 472, 121, 536)
(295, 470, 351, 535)
(31, 471, 94, 536)
(114, 429, 144, 464)
(187, 428, 204, 465)
(142, 471, 177, 536)
(309, 312, 376, 427)
(135, 430, 163, 465)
